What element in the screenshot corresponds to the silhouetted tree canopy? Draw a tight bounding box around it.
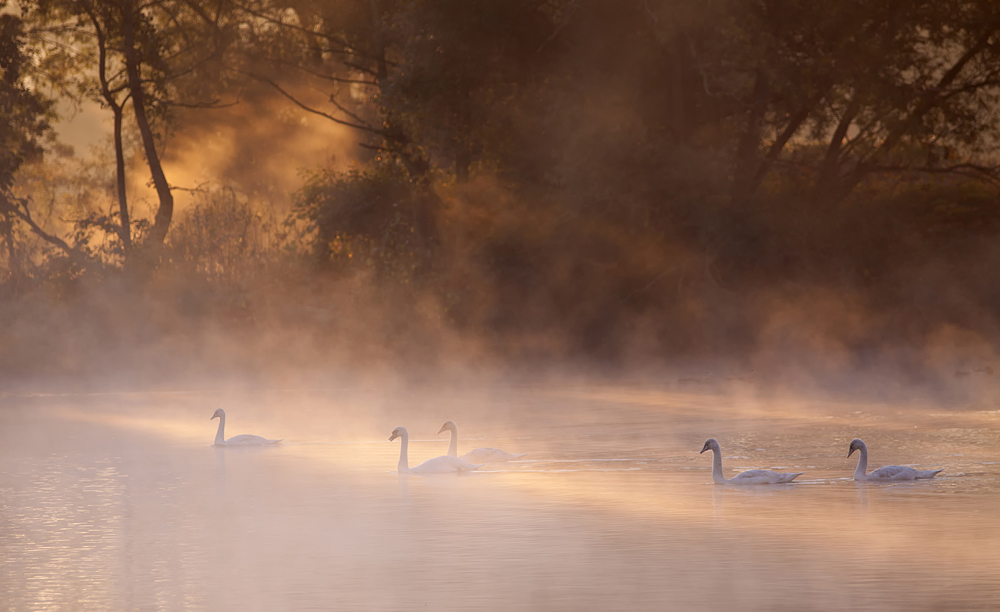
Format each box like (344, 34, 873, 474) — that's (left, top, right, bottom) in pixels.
(3, 0, 1000, 369)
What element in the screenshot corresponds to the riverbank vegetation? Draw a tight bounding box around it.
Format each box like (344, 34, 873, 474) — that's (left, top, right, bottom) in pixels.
(2, 1, 1000, 385)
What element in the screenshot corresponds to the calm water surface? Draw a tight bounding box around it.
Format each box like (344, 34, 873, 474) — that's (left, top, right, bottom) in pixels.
(1, 384, 998, 611)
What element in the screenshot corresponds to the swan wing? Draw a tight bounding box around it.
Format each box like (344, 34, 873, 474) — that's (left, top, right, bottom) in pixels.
(411, 455, 485, 474)
(866, 465, 918, 480)
(866, 465, 942, 480)
(730, 469, 802, 484)
(460, 448, 528, 463)
(223, 434, 281, 446)
(730, 469, 774, 481)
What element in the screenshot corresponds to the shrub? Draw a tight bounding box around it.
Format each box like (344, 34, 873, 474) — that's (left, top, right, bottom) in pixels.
(293, 163, 435, 282)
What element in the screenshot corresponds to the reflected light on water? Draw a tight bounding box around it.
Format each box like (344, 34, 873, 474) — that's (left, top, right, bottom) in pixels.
(1, 385, 999, 611)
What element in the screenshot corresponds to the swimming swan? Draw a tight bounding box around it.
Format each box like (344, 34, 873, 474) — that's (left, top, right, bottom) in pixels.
(390, 426, 484, 474)
(437, 420, 528, 463)
(700, 438, 803, 484)
(211, 409, 281, 446)
(848, 438, 942, 481)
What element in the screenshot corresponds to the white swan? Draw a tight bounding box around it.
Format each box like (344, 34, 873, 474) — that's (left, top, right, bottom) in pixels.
(211, 409, 281, 446)
(700, 439, 803, 484)
(437, 420, 528, 463)
(390, 426, 484, 474)
(848, 438, 942, 481)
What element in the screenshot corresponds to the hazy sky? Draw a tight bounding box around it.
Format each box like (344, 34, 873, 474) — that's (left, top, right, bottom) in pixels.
(54, 99, 108, 154)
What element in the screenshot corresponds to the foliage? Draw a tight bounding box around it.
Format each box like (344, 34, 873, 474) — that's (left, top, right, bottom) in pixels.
(293, 163, 430, 282)
(0, 13, 51, 193)
(6, 0, 1000, 370)
(168, 190, 272, 288)
(0, 10, 53, 288)
(21, 0, 246, 254)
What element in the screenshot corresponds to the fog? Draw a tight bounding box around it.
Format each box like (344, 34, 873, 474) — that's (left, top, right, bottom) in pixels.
(2, 384, 999, 611)
(4, 1, 1000, 609)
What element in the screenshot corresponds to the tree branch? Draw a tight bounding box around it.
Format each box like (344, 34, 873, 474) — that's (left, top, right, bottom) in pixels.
(269, 58, 378, 86)
(240, 70, 386, 135)
(750, 88, 829, 191)
(2, 195, 95, 268)
(870, 25, 1000, 162)
(869, 162, 1000, 185)
(327, 94, 373, 130)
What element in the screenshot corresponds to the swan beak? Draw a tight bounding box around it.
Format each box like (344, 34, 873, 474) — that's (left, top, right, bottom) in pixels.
(848, 448, 856, 458)
(389, 433, 398, 441)
(699, 447, 708, 454)
(437, 426, 446, 434)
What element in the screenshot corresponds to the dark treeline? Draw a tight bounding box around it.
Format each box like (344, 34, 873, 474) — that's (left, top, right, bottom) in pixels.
(2, 0, 1000, 381)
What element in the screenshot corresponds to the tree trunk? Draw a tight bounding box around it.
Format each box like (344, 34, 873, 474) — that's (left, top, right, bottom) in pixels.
(0, 205, 21, 293)
(370, 0, 387, 82)
(83, 1, 132, 255)
(730, 68, 770, 206)
(666, 30, 688, 141)
(121, 0, 174, 247)
(814, 96, 860, 201)
(112, 105, 132, 254)
(455, 148, 470, 183)
(748, 88, 828, 195)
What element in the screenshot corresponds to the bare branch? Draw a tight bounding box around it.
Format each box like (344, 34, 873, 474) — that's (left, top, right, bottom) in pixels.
(240, 70, 387, 136)
(270, 58, 378, 85)
(327, 94, 373, 130)
(538, 0, 581, 52)
(179, 0, 219, 27)
(2, 195, 95, 269)
(167, 181, 211, 193)
(341, 60, 379, 77)
(869, 162, 1000, 185)
(868, 24, 1000, 162)
(358, 142, 394, 153)
(159, 97, 241, 109)
(231, 0, 400, 64)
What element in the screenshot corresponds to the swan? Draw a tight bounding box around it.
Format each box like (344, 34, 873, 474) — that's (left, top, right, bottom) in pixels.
(390, 427, 484, 474)
(211, 409, 281, 446)
(437, 420, 528, 463)
(848, 438, 942, 481)
(700, 439, 803, 484)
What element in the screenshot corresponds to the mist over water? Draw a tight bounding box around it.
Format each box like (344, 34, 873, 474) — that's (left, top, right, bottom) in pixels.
(2, 383, 998, 611)
(5, 1, 1000, 609)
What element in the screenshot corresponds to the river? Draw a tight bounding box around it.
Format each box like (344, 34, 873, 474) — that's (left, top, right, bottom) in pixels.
(2, 382, 998, 610)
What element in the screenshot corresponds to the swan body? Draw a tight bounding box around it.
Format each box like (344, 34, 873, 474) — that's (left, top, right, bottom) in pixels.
(700, 439, 802, 484)
(390, 427, 484, 474)
(438, 420, 528, 463)
(460, 447, 528, 463)
(211, 409, 281, 446)
(848, 439, 942, 481)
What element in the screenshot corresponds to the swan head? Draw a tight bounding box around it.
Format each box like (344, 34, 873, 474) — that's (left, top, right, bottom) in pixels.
(848, 438, 865, 457)
(437, 420, 456, 434)
(389, 426, 407, 442)
(210, 409, 225, 421)
(700, 438, 720, 454)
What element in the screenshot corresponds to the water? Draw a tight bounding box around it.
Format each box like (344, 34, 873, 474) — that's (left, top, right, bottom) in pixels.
(2, 384, 999, 610)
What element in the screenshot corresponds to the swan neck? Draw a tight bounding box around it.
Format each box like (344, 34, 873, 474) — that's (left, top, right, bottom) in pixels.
(398, 431, 409, 473)
(712, 447, 728, 484)
(854, 443, 868, 479)
(214, 414, 225, 445)
(448, 427, 458, 457)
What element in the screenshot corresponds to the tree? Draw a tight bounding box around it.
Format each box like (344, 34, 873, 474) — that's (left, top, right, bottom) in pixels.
(233, 0, 556, 183)
(705, 0, 1000, 206)
(0, 10, 52, 287)
(24, 0, 239, 262)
